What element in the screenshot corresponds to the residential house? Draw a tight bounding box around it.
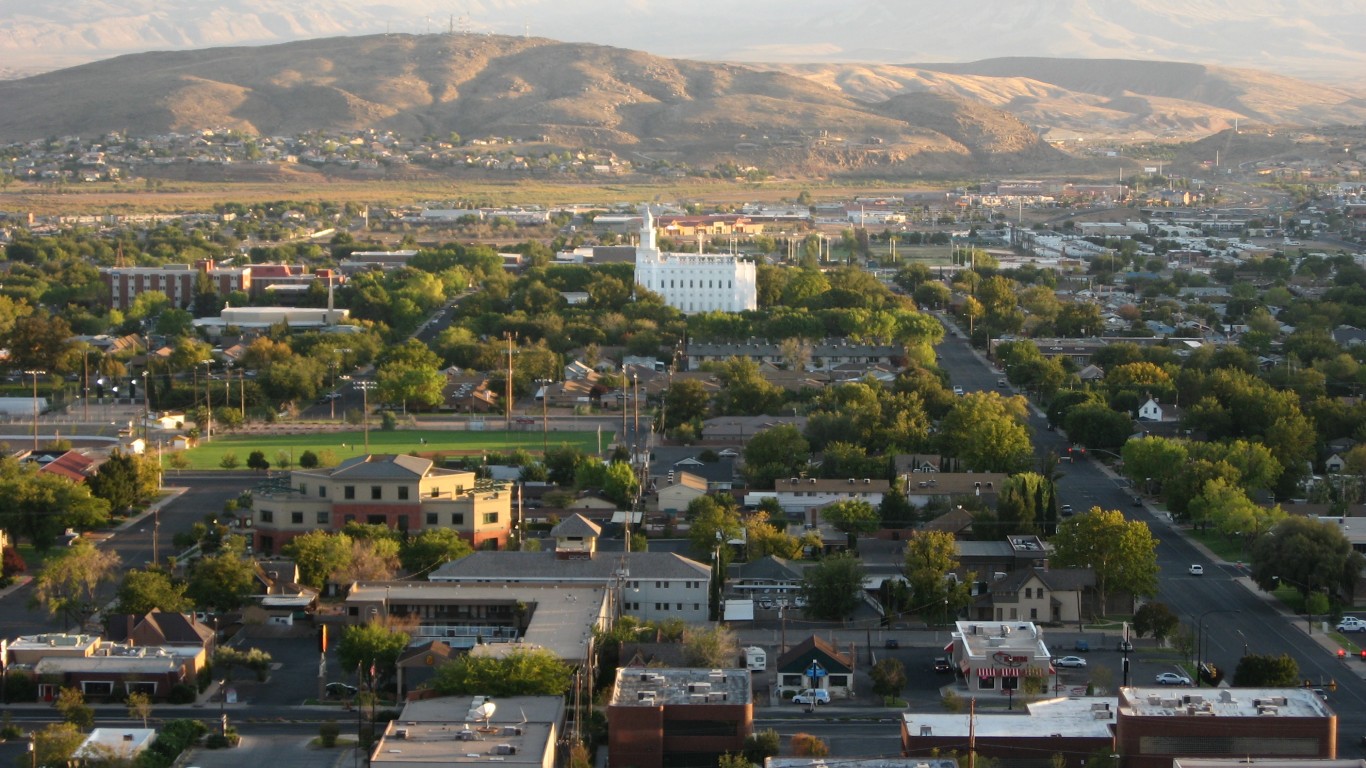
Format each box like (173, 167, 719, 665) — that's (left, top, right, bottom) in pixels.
(901, 472, 1009, 508)
(955, 536, 1050, 583)
(103, 611, 215, 673)
(728, 556, 805, 603)
(702, 415, 807, 442)
(744, 477, 889, 517)
(656, 472, 709, 514)
(970, 568, 1118, 624)
(774, 636, 855, 700)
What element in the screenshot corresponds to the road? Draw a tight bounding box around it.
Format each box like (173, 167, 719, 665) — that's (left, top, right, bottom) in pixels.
(935, 317, 1366, 754)
(0, 474, 253, 637)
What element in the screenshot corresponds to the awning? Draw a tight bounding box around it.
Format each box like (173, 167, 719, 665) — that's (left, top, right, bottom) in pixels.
(977, 666, 1048, 678)
(943, 641, 955, 653)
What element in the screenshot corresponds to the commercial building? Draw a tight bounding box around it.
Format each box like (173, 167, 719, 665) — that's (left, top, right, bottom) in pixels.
(368, 694, 564, 768)
(247, 454, 511, 555)
(608, 667, 753, 768)
(429, 514, 710, 624)
(101, 260, 249, 310)
(634, 208, 757, 315)
(902, 696, 1116, 768)
(949, 620, 1054, 696)
(1115, 687, 1336, 768)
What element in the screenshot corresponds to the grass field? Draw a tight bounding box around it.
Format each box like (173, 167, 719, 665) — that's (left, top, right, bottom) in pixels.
(176, 429, 609, 470)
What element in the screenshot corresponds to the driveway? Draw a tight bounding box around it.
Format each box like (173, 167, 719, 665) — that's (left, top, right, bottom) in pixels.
(182, 734, 349, 768)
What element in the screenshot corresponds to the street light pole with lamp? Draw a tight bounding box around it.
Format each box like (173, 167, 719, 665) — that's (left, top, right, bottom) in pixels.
(24, 369, 44, 452)
(354, 380, 376, 453)
(1274, 574, 1321, 633)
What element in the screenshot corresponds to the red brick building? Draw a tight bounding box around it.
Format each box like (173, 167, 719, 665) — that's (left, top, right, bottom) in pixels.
(608, 667, 753, 768)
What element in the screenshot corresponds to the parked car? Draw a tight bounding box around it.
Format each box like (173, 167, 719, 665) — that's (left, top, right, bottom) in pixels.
(1155, 672, 1192, 686)
(792, 689, 830, 705)
(325, 682, 358, 698)
(952, 385, 965, 396)
(1054, 656, 1087, 668)
(1188, 564, 1204, 576)
(1060, 504, 1074, 516)
(1073, 640, 1090, 652)
(884, 638, 900, 649)
(1336, 617, 1366, 633)
(933, 657, 953, 673)
(1117, 640, 1134, 653)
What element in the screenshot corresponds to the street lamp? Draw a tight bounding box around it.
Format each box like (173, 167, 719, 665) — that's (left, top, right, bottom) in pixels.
(200, 360, 214, 443)
(536, 378, 551, 455)
(24, 369, 45, 452)
(354, 381, 376, 453)
(1196, 608, 1241, 687)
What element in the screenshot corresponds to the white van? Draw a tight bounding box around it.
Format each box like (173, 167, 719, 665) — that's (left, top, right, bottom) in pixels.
(792, 689, 830, 705)
(744, 646, 766, 672)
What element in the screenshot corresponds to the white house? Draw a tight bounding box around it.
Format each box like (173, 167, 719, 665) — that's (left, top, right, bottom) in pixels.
(743, 477, 889, 515)
(1137, 397, 1164, 421)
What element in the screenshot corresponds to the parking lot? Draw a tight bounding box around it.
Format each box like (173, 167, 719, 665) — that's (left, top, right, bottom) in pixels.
(181, 734, 348, 768)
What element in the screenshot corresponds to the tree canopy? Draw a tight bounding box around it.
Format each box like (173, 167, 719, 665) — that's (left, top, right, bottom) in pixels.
(431, 648, 574, 697)
(1050, 508, 1159, 610)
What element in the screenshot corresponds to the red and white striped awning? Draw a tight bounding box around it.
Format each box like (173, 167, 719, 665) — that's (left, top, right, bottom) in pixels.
(977, 666, 1047, 678)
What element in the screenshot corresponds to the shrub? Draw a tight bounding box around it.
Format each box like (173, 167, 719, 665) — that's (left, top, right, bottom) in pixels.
(2, 670, 34, 703)
(167, 684, 197, 704)
(319, 720, 340, 748)
(1, 546, 26, 581)
(299, 450, 319, 469)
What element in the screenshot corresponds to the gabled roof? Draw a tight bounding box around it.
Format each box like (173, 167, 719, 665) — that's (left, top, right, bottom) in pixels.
(328, 453, 433, 479)
(35, 451, 95, 482)
(732, 555, 804, 583)
(991, 568, 1095, 595)
(105, 611, 214, 646)
(775, 635, 853, 673)
(551, 513, 601, 539)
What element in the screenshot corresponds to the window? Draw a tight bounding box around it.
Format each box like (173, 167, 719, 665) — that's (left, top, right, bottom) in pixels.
(259, 510, 274, 523)
(1030, 608, 1038, 619)
(398, 487, 410, 501)
(344, 486, 355, 500)
(829, 675, 849, 687)
(431, 487, 440, 498)
(291, 512, 303, 524)
(1024, 588, 1032, 598)
(451, 513, 465, 525)
(978, 675, 996, 690)
(319, 486, 326, 498)
(316, 511, 329, 525)
(371, 486, 382, 500)
(344, 514, 356, 524)
(781, 674, 803, 687)
(81, 681, 114, 696)
(655, 603, 664, 611)
(426, 513, 438, 525)
(299, 483, 307, 495)
(482, 512, 499, 525)
(367, 514, 385, 525)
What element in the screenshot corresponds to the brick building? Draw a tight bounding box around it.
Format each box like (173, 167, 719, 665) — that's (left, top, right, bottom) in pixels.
(247, 454, 511, 555)
(608, 667, 753, 768)
(101, 260, 249, 310)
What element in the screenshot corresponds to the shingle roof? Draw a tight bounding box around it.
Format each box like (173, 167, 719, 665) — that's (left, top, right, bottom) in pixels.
(329, 454, 433, 479)
(732, 556, 804, 582)
(550, 513, 601, 539)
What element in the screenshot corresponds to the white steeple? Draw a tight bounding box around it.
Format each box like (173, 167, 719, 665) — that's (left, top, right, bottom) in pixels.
(640, 206, 656, 253)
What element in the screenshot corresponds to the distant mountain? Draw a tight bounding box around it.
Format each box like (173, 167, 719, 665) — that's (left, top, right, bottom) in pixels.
(1, 34, 1362, 177)
(2, 0, 1366, 82)
(0, 34, 1067, 175)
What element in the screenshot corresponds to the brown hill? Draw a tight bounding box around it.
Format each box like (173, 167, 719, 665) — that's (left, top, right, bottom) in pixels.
(0, 33, 1062, 174)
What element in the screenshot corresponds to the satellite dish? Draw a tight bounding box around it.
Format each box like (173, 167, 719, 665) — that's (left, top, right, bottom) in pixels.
(466, 697, 495, 724)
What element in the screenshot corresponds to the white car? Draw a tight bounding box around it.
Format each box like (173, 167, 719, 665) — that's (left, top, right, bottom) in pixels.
(952, 385, 965, 396)
(1337, 617, 1366, 633)
(792, 689, 830, 705)
(1054, 656, 1087, 668)
(1155, 672, 1192, 686)
(1188, 564, 1204, 576)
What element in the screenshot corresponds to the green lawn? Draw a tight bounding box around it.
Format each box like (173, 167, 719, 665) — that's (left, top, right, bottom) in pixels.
(176, 429, 610, 470)
(1186, 526, 1249, 564)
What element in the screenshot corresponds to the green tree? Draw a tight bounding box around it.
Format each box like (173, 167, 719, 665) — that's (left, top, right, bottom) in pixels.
(682, 624, 740, 668)
(791, 733, 830, 757)
(213, 646, 274, 682)
(1249, 516, 1366, 602)
(87, 450, 157, 513)
(820, 499, 880, 550)
(602, 461, 640, 508)
(711, 357, 785, 416)
(431, 648, 573, 696)
(283, 531, 355, 589)
(31, 722, 85, 768)
(126, 690, 153, 728)
(903, 530, 971, 624)
(742, 424, 810, 489)
(686, 496, 743, 561)
(1232, 653, 1300, 687)
(186, 548, 256, 611)
(56, 687, 93, 728)
(399, 528, 474, 575)
(114, 568, 192, 615)
(1131, 602, 1179, 642)
(31, 539, 122, 630)
(1050, 508, 1159, 611)
(662, 378, 711, 429)
(299, 450, 319, 469)
(338, 621, 410, 684)
(800, 553, 866, 620)
(938, 392, 1033, 473)
(218, 452, 240, 470)
(742, 729, 781, 766)
(745, 512, 802, 560)
(1063, 402, 1136, 451)
(246, 450, 270, 472)
(0, 459, 111, 550)
(870, 658, 907, 698)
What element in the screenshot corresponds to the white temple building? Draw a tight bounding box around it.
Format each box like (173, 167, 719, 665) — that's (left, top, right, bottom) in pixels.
(634, 208, 757, 314)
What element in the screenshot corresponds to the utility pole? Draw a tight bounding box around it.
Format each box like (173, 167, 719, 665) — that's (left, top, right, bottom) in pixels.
(504, 333, 515, 432)
(24, 369, 45, 452)
(202, 361, 213, 442)
(355, 381, 375, 454)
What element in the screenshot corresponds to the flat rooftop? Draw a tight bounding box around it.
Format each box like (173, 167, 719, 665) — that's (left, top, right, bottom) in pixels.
(611, 667, 751, 707)
(1120, 687, 1333, 719)
(347, 582, 607, 663)
(370, 695, 562, 767)
(904, 697, 1118, 739)
(955, 621, 1052, 658)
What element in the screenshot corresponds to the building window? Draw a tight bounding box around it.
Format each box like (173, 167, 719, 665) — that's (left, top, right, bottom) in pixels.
(1030, 608, 1038, 619)
(427, 513, 438, 525)
(482, 512, 499, 525)
(291, 512, 303, 524)
(367, 514, 385, 525)
(81, 681, 114, 697)
(978, 675, 996, 690)
(319, 487, 326, 498)
(316, 511, 329, 525)
(451, 513, 465, 525)
(781, 674, 803, 687)
(1024, 588, 1031, 598)
(829, 675, 849, 687)
(299, 484, 307, 495)
(371, 486, 382, 500)
(398, 487, 410, 501)
(344, 486, 355, 500)
(259, 510, 274, 523)
(431, 487, 440, 498)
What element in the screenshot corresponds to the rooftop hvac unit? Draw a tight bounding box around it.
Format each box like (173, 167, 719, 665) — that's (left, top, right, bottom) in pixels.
(395, 729, 409, 739)
(637, 691, 656, 701)
(500, 726, 522, 737)
(492, 744, 517, 756)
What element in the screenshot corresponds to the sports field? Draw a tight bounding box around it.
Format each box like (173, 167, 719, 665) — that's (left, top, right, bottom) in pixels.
(177, 429, 609, 470)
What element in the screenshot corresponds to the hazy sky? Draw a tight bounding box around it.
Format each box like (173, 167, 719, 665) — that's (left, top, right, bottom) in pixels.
(2, 0, 1364, 80)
